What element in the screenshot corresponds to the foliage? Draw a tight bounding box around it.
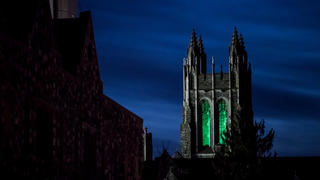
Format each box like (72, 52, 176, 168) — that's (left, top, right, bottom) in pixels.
(213, 106, 275, 180)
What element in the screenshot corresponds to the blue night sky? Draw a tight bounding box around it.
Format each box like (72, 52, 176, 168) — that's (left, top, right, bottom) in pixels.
(79, 0, 320, 156)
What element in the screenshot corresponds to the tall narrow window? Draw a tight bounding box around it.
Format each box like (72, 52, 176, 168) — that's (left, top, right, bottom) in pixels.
(202, 100, 210, 147)
(219, 100, 227, 144)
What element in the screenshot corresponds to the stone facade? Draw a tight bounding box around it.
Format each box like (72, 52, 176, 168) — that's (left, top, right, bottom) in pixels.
(0, 1, 143, 179)
(180, 28, 253, 158)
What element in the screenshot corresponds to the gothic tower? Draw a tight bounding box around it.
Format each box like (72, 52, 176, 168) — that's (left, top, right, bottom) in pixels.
(180, 28, 253, 158)
(49, 0, 78, 19)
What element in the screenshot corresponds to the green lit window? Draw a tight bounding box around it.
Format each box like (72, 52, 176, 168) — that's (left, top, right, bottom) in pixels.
(202, 101, 210, 147)
(219, 100, 227, 144)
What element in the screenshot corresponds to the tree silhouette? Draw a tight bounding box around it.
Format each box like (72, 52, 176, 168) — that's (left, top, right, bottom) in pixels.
(214, 106, 275, 180)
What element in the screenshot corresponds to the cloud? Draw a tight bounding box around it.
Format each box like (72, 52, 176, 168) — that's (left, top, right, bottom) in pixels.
(253, 82, 320, 122)
(264, 118, 320, 156)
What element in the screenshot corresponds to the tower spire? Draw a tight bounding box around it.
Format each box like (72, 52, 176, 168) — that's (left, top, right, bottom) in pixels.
(187, 29, 199, 66)
(231, 27, 239, 46)
(239, 33, 245, 48)
(189, 28, 197, 48)
(198, 35, 207, 74)
(198, 35, 204, 53)
(229, 27, 241, 64)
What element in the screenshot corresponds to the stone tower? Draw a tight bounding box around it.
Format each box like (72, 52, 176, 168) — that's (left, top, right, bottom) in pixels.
(49, 0, 78, 19)
(180, 28, 253, 158)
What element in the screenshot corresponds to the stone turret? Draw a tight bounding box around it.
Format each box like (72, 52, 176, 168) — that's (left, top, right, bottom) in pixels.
(49, 0, 78, 19)
(198, 36, 207, 74)
(187, 29, 198, 66)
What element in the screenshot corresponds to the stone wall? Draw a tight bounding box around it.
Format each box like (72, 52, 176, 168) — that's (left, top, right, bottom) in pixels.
(0, 1, 143, 179)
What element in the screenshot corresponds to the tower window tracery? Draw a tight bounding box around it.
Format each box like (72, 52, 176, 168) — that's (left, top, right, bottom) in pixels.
(218, 100, 227, 144)
(202, 100, 211, 147)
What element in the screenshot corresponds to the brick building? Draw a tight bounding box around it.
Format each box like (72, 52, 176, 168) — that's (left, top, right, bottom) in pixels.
(0, 0, 143, 179)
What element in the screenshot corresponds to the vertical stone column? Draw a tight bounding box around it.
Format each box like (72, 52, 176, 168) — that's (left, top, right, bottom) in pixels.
(211, 56, 215, 149)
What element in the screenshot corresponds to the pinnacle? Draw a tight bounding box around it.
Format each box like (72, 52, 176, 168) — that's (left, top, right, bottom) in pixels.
(239, 33, 245, 47)
(233, 26, 238, 36)
(198, 35, 204, 51)
(189, 29, 198, 48)
(198, 35, 202, 44)
(232, 26, 239, 45)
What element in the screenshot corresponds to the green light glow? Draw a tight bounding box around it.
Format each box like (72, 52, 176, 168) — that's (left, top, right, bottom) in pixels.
(219, 100, 227, 144)
(202, 101, 210, 147)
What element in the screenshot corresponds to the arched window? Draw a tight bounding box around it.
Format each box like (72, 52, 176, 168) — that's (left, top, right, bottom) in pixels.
(202, 100, 210, 147)
(218, 100, 227, 144)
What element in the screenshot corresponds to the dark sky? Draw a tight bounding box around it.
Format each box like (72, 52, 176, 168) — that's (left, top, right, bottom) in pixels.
(79, 0, 320, 156)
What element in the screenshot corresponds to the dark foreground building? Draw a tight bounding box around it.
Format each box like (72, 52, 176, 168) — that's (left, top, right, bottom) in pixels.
(0, 1, 143, 179)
